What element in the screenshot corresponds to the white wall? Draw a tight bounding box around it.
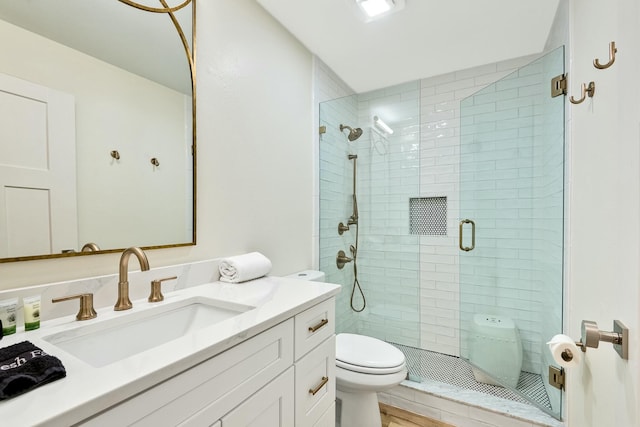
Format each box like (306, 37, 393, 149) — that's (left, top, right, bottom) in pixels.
(0, 0, 315, 290)
(567, 0, 640, 425)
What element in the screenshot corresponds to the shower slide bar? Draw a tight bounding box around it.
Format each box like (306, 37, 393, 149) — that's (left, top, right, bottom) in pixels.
(338, 154, 359, 235)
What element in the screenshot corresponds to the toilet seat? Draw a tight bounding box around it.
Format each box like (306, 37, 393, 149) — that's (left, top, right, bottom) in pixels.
(336, 333, 406, 374)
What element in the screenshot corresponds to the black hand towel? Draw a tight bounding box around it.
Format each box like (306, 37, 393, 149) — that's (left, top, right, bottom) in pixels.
(0, 341, 66, 400)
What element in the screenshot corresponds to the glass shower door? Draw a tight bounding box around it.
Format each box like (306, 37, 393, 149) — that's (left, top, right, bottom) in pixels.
(459, 47, 565, 418)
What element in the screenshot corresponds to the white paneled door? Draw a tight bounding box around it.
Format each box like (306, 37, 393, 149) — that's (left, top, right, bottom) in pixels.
(0, 73, 77, 258)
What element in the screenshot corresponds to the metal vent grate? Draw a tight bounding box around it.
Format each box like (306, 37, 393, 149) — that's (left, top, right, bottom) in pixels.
(410, 197, 447, 235)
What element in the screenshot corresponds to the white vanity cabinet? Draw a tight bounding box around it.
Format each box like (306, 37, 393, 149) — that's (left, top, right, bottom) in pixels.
(78, 297, 336, 427)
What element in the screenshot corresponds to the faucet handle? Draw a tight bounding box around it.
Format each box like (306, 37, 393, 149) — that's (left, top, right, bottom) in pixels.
(52, 293, 97, 321)
(148, 276, 177, 303)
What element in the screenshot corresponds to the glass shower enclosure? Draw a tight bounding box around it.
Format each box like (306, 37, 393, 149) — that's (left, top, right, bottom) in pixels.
(319, 47, 565, 419)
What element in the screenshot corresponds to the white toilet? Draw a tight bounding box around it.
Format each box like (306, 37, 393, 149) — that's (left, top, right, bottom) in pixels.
(468, 313, 523, 388)
(286, 270, 407, 427)
(335, 333, 407, 427)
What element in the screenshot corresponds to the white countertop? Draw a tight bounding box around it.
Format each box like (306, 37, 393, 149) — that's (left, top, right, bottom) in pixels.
(0, 276, 340, 426)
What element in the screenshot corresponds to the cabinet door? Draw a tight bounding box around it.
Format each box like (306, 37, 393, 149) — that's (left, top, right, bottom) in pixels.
(222, 367, 294, 427)
(313, 402, 335, 427)
(295, 336, 336, 426)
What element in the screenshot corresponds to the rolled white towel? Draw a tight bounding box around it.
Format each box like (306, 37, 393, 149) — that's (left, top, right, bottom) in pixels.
(219, 252, 272, 283)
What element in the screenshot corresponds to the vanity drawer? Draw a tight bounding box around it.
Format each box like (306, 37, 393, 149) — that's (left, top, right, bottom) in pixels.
(294, 297, 335, 360)
(81, 319, 293, 426)
(295, 335, 336, 427)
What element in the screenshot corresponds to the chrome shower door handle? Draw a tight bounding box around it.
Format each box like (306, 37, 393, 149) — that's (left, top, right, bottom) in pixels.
(459, 219, 475, 252)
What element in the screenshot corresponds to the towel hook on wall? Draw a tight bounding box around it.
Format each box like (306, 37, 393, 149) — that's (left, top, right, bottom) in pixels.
(594, 41, 617, 69)
(110, 150, 120, 160)
(569, 81, 596, 104)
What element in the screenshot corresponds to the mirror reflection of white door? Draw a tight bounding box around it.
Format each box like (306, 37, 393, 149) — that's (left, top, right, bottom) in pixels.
(0, 73, 77, 258)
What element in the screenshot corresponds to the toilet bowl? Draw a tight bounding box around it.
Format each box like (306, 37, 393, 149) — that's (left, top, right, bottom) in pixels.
(468, 314, 523, 388)
(335, 333, 407, 427)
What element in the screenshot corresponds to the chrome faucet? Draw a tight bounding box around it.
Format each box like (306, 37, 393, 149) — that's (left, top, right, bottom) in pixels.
(115, 247, 150, 311)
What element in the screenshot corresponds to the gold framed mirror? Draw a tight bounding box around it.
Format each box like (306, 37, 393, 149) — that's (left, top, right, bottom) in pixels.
(0, 0, 196, 262)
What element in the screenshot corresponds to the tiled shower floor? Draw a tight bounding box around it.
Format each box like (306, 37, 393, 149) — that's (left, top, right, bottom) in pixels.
(393, 343, 552, 411)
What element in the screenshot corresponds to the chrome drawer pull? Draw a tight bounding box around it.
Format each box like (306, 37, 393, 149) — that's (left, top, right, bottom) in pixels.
(309, 376, 329, 396)
(308, 318, 329, 333)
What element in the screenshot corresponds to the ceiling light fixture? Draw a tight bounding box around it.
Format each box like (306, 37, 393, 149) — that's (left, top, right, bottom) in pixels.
(358, 0, 391, 17)
(353, 0, 405, 22)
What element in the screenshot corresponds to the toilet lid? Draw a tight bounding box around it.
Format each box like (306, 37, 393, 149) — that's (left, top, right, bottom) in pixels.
(336, 333, 406, 374)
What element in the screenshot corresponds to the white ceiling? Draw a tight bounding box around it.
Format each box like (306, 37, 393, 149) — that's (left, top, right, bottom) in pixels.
(256, 0, 561, 93)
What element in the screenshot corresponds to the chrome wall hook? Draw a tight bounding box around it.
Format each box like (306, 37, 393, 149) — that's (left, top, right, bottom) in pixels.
(569, 81, 596, 104)
(150, 157, 160, 167)
(110, 150, 120, 160)
(594, 41, 617, 69)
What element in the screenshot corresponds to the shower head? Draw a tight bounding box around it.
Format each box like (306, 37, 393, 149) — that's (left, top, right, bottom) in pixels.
(340, 124, 363, 141)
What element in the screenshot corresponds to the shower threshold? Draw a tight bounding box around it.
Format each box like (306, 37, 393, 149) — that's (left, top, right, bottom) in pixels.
(391, 343, 563, 427)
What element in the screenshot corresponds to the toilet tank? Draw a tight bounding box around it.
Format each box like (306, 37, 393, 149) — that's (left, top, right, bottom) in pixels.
(285, 270, 325, 282)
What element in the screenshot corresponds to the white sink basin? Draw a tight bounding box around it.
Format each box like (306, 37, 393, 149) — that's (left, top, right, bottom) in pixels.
(43, 297, 252, 367)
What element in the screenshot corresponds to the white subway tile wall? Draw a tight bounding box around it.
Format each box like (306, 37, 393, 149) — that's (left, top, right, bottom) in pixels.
(352, 81, 422, 346)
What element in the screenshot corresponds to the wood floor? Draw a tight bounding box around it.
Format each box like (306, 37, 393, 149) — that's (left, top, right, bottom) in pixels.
(380, 403, 455, 427)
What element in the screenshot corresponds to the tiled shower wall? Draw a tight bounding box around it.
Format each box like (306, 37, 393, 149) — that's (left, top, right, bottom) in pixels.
(351, 82, 421, 346)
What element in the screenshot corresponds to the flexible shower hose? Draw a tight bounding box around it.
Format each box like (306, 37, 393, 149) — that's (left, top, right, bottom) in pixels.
(350, 218, 366, 312)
